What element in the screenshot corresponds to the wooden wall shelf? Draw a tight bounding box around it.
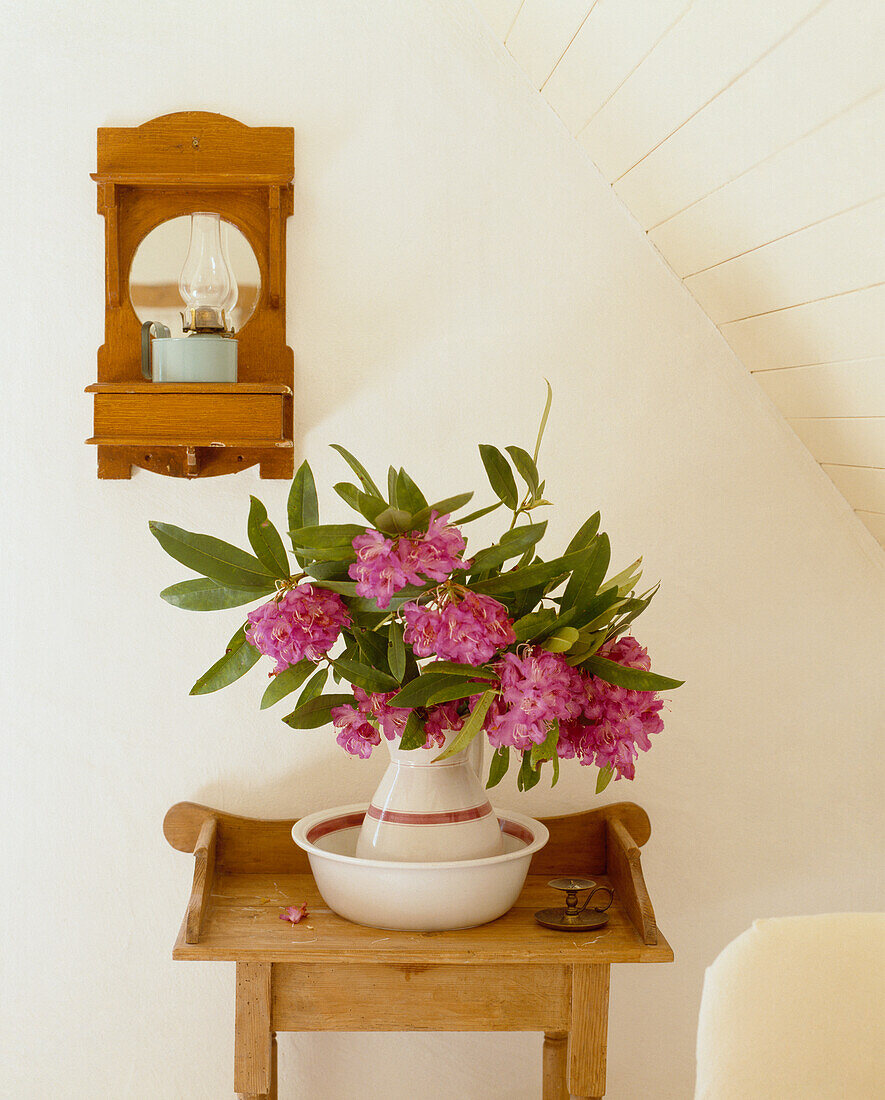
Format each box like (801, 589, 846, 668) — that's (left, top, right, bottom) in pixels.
(88, 111, 295, 481)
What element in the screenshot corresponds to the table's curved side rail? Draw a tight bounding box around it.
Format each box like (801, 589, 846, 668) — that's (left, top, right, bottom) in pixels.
(164, 801, 311, 873)
(164, 799, 660, 945)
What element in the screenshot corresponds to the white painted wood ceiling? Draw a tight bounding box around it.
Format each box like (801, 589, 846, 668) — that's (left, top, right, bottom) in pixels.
(472, 0, 885, 547)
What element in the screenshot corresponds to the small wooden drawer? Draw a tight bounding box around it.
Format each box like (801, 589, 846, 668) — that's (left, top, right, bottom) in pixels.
(85, 382, 292, 448)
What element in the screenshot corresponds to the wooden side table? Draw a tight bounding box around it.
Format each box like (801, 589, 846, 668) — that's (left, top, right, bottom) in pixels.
(164, 801, 672, 1099)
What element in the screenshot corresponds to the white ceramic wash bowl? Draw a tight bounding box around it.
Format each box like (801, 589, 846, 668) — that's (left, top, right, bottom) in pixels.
(292, 804, 549, 932)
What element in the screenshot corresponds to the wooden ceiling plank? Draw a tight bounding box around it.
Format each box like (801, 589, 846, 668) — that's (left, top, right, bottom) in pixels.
(505, 0, 596, 90)
(649, 91, 885, 277)
(822, 465, 885, 515)
(614, 0, 885, 226)
(542, 0, 690, 132)
(684, 199, 885, 323)
(720, 284, 885, 371)
(788, 416, 885, 468)
(855, 510, 885, 544)
(578, 0, 822, 181)
(754, 360, 885, 419)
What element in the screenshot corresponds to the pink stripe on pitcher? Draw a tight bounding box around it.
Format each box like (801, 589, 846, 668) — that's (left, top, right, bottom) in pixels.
(365, 802, 495, 827)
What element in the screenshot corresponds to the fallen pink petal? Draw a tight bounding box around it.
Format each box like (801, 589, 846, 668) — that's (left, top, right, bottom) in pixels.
(279, 904, 308, 924)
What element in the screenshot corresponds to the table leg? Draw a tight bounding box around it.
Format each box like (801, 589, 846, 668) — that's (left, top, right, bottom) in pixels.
(568, 964, 610, 1099)
(543, 1032, 569, 1099)
(235, 961, 273, 1099)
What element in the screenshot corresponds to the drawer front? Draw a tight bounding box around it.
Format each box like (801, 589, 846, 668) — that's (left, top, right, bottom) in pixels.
(271, 962, 571, 1032)
(93, 392, 285, 442)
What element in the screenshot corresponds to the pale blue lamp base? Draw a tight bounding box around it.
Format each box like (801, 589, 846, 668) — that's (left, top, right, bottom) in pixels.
(150, 335, 237, 383)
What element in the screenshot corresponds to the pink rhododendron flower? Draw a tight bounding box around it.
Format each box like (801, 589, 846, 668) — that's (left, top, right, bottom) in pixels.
(556, 635, 664, 780)
(331, 687, 410, 757)
(424, 701, 466, 749)
(349, 513, 470, 608)
(402, 592, 515, 666)
(401, 602, 442, 658)
(330, 703, 381, 758)
(484, 647, 584, 750)
(279, 903, 308, 924)
(399, 512, 471, 583)
(349, 530, 411, 609)
(246, 585, 351, 673)
(355, 686, 411, 742)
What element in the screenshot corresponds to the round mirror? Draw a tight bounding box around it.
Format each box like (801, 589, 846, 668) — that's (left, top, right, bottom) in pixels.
(129, 215, 261, 335)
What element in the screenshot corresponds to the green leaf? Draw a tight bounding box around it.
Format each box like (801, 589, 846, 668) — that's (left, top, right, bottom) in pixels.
(426, 679, 484, 705)
(331, 656, 398, 693)
(287, 461, 319, 552)
(260, 659, 314, 709)
(583, 655, 684, 691)
(457, 501, 503, 525)
(433, 690, 496, 761)
(410, 492, 475, 529)
(247, 497, 290, 578)
(505, 445, 540, 496)
(399, 711, 427, 750)
(388, 621, 406, 682)
(282, 693, 354, 729)
(190, 625, 260, 695)
(352, 628, 390, 673)
(569, 588, 622, 631)
(533, 379, 553, 464)
(596, 765, 613, 794)
(387, 465, 399, 505)
(601, 557, 643, 596)
(511, 608, 557, 642)
(423, 660, 499, 681)
(302, 559, 353, 581)
(469, 522, 548, 575)
(486, 746, 510, 789)
(160, 577, 272, 611)
(395, 468, 428, 513)
(468, 549, 587, 596)
(149, 522, 276, 590)
(530, 719, 559, 768)
(389, 672, 455, 708)
(333, 482, 387, 523)
(329, 444, 383, 497)
(541, 627, 580, 653)
(551, 754, 560, 788)
(561, 534, 611, 612)
(479, 444, 519, 510)
(517, 749, 541, 791)
(289, 524, 366, 549)
(566, 512, 601, 555)
(296, 667, 328, 708)
(373, 506, 414, 535)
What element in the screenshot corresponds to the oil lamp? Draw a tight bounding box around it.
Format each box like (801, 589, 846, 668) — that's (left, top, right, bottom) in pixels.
(141, 213, 239, 382)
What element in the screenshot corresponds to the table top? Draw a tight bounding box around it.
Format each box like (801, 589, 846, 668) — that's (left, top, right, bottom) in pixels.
(173, 870, 673, 965)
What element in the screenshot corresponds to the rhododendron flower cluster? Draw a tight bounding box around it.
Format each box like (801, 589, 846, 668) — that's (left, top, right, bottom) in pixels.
(484, 648, 585, 750)
(402, 591, 516, 666)
(245, 584, 351, 673)
(331, 688, 465, 757)
(559, 636, 664, 779)
(349, 512, 470, 608)
(481, 637, 664, 781)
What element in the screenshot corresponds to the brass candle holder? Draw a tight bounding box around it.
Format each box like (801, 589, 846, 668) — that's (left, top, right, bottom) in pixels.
(534, 877, 614, 931)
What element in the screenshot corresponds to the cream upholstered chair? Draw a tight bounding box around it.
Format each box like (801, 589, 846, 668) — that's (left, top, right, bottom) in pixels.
(695, 913, 885, 1099)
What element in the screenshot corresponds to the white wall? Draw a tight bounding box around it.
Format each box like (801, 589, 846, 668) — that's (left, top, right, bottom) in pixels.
(1, 2, 882, 1097)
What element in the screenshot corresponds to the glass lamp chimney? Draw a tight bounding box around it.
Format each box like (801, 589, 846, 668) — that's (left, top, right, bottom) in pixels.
(179, 212, 235, 332)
